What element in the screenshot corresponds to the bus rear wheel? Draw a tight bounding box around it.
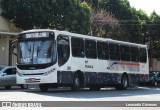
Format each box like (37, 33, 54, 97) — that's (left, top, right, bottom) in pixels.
(115, 75, 129, 90)
(152, 81, 158, 87)
(39, 84, 49, 92)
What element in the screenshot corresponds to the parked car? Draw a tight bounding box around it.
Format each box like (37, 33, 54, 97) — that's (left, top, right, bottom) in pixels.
(0, 66, 28, 89)
(149, 71, 160, 86)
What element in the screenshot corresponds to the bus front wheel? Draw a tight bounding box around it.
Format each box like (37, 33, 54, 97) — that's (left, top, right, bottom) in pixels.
(39, 84, 49, 92)
(71, 74, 81, 91)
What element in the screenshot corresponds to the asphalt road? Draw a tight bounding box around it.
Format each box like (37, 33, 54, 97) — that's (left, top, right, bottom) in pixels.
(0, 85, 160, 110)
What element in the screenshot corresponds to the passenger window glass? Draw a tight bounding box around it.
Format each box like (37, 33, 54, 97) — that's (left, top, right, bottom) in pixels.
(85, 40, 97, 59)
(120, 45, 130, 61)
(130, 47, 139, 62)
(71, 37, 85, 58)
(57, 35, 70, 66)
(109, 43, 120, 60)
(97, 41, 109, 60)
(139, 48, 147, 63)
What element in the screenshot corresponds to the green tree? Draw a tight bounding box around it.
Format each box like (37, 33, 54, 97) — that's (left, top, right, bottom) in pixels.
(91, 8, 119, 37)
(147, 11, 160, 58)
(0, 0, 91, 34)
(82, 0, 120, 37)
(100, 0, 149, 43)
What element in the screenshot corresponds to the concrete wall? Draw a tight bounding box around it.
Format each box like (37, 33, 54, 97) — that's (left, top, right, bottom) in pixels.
(0, 36, 17, 66)
(0, 7, 17, 66)
(0, 8, 9, 66)
(150, 58, 160, 71)
(0, 37, 9, 66)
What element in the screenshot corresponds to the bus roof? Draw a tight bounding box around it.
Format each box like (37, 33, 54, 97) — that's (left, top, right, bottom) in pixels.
(19, 29, 147, 48)
(20, 29, 53, 34)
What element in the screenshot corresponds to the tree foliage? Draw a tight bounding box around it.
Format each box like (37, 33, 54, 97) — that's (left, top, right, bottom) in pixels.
(83, 0, 160, 58)
(83, 0, 120, 37)
(0, 0, 91, 34)
(91, 8, 119, 37)
(1, 0, 160, 58)
(147, 11, 160, 57)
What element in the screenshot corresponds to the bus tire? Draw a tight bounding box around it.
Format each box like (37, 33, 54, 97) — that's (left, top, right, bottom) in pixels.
(115, 74, 129, 90)
(39, 84, 49, 92)
(71, 74, 81, 91)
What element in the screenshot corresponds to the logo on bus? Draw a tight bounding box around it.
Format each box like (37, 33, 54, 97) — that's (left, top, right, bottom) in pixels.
(85, 65, 93, 68)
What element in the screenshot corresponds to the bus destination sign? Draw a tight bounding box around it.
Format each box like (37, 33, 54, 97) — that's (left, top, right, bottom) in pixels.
(26, 32, 49, 38)
(25, 32, 48, 38)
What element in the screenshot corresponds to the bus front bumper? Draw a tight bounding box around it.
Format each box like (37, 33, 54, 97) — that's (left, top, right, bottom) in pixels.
(16, 74, 57, 84)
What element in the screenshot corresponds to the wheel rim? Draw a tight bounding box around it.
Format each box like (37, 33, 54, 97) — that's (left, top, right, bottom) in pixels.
(75, 77, 80, 87)
(154, 81, 158, 86)
(123, 77, 128, 87)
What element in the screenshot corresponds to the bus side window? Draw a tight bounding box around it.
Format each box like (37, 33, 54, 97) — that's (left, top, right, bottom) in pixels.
(120, 45, 130, 61)
(71, 37, 85, 58)
(130, 46, 139, 62)
(57, 35, 70, 66)
(97, 41, 109, 60)
(139, 48, 147, 63)
(109, 43, 120, 60)
(85, 39, 97, 59)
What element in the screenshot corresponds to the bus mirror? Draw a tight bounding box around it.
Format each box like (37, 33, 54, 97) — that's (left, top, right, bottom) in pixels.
(12, 44, 16, 49)
(11, 39, 17, 56)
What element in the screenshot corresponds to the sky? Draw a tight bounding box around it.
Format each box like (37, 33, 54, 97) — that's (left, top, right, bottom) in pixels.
(128, 0, 160, 16)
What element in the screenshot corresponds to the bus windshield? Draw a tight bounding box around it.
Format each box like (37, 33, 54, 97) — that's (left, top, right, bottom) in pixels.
(17, 40, 55, 65)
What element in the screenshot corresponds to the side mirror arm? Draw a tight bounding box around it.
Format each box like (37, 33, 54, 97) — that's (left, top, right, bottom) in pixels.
(11, 39, 18, 56)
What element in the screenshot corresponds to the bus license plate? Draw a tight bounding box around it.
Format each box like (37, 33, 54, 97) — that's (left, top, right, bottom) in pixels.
(25, 78, 36, 83)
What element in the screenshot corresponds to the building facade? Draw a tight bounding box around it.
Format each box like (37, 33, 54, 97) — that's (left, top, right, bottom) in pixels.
(0, 7, 19, 66)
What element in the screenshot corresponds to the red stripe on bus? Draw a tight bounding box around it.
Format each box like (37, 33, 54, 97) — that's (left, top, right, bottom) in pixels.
(117, 62, 140, 66)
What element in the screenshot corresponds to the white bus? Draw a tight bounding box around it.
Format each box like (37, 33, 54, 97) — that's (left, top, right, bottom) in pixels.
(16, 29, 149, 91)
